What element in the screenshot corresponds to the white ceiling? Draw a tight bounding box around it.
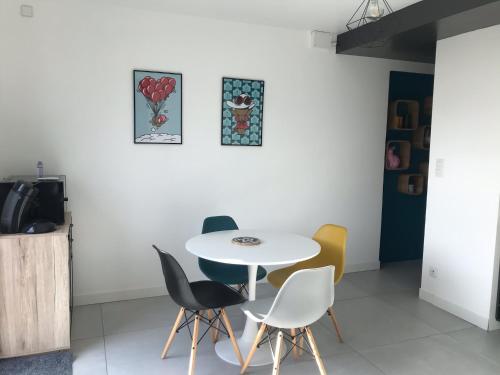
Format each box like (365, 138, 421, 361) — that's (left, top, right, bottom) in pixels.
(102, 0, 421, 34)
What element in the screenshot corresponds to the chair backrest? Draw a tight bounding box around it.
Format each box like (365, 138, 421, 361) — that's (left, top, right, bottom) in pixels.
(294, 224, 348, 285)
(201, 215, 238, 234)
(199, 216, 239, 272)
(153, 245, 200, 310)
(262, 266, 335, 329)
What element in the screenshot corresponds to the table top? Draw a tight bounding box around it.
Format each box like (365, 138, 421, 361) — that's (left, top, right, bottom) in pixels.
(185, 230, 320, 266)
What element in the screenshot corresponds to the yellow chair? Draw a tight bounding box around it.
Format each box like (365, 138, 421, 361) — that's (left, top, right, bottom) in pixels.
(267, 224, 348, 342)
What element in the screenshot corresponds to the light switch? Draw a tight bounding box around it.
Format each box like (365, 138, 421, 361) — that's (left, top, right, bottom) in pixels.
(435, 158, 445, 178)
(20, 4, 34, 17)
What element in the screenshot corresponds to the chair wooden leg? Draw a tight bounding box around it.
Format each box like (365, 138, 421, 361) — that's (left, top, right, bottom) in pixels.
(298, 328, 305, 356)
(188, 313, 200, 375)
(207, 309, 218, 343)
(220, 308, 244, 366)
(161, 307, 185, 359)
(305, 326, 327, 375)
(272, 331, 284, 375)
(213, 318, 220, 342)
(327, 306, 344, 343)
(291, 328, 298, 359)
(241, 323, 267, 374)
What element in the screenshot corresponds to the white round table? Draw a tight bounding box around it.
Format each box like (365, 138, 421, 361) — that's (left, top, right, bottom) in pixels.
(185, 230, 320, 366)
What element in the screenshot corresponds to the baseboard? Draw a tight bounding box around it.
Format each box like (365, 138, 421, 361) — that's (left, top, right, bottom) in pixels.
(488, 319, 500, 331)
(75, 260, 381, 306)
(74, 286, 167, 306)
(344, 261, 380, 273)
(419, 288, 490, 330)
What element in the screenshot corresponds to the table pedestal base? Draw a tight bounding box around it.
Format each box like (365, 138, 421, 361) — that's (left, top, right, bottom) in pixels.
(215, 331, 286, 366)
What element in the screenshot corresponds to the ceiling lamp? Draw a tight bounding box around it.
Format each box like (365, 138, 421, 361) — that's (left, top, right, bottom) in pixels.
(346, 0, 393, 31)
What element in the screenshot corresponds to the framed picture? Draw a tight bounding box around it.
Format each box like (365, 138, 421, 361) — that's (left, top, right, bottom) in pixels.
(133, 70, 182, 144)
(221, 77, 264, 146)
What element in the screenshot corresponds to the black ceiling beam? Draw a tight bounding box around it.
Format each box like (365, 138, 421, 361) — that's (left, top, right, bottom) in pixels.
(336, 0, 500, 63)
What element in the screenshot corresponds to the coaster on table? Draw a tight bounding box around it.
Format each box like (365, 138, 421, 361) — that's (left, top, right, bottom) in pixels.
(231, 237, 261, 246)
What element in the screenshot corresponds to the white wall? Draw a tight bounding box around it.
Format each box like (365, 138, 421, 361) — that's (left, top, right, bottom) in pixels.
(0, 0, 432, 305)
(421, 25, 500, 330)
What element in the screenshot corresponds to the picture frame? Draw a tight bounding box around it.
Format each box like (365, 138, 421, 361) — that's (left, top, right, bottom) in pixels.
(221, 77, 265, 146)
(133, 69, 182, 144)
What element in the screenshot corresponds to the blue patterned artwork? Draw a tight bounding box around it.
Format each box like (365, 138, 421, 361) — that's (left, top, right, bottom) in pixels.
(221, 77, 264, 146)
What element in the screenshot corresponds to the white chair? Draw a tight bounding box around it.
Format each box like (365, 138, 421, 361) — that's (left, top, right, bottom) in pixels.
(240, 266, 335, 375)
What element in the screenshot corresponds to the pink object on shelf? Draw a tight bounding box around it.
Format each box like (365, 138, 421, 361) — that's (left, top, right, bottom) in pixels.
(386, 146, 400, 169)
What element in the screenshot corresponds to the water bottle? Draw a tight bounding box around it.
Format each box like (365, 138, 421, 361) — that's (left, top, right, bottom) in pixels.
(37, 161, 44, 178)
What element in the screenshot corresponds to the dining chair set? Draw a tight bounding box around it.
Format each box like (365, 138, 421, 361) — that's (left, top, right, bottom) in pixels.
(154, 216, 348, 375)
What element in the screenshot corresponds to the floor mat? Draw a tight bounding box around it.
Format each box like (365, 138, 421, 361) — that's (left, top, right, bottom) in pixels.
(0, 350, 72, 375)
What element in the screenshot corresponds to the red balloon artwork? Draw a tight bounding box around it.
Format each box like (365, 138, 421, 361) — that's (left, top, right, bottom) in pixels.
(137, 76, 176, 128)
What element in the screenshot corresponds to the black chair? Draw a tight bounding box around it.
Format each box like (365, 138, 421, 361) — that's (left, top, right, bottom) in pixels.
(153, 245, 246, 375)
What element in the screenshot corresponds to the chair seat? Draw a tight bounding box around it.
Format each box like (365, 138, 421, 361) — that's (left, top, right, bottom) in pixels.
(267, 265, 297, 289)
(241, 298, 274, 323)
(190, 281, 246, 310)
(200, 259, 267, 285)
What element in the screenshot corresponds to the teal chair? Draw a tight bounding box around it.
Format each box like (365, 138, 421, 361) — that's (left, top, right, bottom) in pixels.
(199, 216, 267, 286)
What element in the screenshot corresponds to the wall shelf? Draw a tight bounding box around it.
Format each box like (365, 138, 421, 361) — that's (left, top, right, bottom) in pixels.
(336, 0, 500, 63)
(388, 100, 419, 131)
(398, 174, 424, 195)
(412, 125, 431, 150)
(386, 141, 411, 170)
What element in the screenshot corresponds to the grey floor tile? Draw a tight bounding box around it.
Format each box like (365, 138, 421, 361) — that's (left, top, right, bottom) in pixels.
(344, 268, 417, 296)
(319, 296, 439, 351)
(101, 296, 179, 335)
(221, 306, 250, 332)
(361, 334, 500, 375)
(321, 351, 385, 375)
(72, 337, 107, 375)
(250, 351, 384, 375)
(105, 326, 237, 375)
(335, 279, 371, 301)
(304, 322, 353, 357)
(377, 291, 473, 333)
(382, 264, 422, 290)
(255, 283, 278, 299)
(75, 261, 495, 374)
(72, 304, 103, 340)
(447, 327, 500, 366)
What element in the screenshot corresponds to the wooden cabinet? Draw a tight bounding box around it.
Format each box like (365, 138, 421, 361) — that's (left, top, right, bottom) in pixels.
(0, 214, 72, 358)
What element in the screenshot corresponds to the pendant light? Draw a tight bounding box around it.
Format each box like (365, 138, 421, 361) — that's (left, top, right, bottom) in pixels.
(346, 0, 393, 31)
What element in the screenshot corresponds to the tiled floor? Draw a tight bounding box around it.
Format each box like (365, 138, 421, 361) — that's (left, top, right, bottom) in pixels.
(72, 261, 500, 374)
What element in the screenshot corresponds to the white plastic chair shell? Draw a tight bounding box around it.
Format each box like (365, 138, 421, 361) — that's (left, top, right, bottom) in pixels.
(242, 266, 335, 329)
